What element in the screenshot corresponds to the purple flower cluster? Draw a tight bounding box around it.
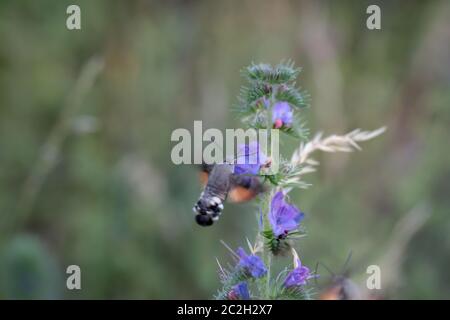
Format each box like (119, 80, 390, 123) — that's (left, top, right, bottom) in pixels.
(214, 62, 317, 300)
(236, 247, 267, 278)
(259, 98, 294, 129)
(269, 191, 304, 238)
(272, 101, 293, 129)
(227, 282, 250, 300)
(283, 259, 313, 288)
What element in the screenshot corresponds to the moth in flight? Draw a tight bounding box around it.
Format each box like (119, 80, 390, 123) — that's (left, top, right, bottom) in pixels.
(193, 163, 265, 226)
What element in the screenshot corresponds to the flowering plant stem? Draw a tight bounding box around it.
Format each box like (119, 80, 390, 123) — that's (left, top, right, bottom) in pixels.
(262, 95, 274, 299)
(214, 61, 384, 300)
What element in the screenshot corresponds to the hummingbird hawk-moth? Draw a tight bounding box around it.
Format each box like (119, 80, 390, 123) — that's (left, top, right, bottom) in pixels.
(193, 163, 264, 226)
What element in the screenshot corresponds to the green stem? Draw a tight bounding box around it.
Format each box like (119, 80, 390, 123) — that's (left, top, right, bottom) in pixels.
(260, 88, 276, 298)
(261, 189, 274, 298)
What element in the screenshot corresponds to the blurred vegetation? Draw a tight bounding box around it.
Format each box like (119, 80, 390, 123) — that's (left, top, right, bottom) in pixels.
(0, 0, 449, 299)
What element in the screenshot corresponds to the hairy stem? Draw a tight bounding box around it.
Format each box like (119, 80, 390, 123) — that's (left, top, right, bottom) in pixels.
(259, 89, 276, 298)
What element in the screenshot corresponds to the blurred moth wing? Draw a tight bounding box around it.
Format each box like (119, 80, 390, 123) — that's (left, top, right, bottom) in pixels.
(228, 173, 265, 203)
(318, 253, 363, 300)
(319, 277, 362, 300)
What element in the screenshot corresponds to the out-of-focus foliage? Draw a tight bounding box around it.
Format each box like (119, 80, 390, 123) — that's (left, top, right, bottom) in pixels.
(0, 0, 449, 299)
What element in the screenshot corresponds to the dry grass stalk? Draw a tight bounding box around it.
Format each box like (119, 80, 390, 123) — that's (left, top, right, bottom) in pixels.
(282, 127, 386, 192)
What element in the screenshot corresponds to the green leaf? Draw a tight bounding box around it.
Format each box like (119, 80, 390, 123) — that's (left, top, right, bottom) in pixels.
(275, 85, 310, 109)
(243, 61, 300, 84)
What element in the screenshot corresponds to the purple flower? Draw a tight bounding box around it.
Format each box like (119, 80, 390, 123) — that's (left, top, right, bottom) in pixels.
(269, 191, 304, 238)
(236, 247, 267, 278)
(234, 141, 267, 175)
(227, 282, 250, 300)
(272, 101, 293, 129)
(283, 259, 313, 288)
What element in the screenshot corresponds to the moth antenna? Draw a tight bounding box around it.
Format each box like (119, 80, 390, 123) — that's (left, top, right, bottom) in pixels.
(319, 262, 336, 278)
(227, 149, 262, 165)
(313, 262, 320, 286)
(341, 250, 353, 276)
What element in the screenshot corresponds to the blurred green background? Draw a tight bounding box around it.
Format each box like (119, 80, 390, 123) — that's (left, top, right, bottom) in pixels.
(0, 0, 449, 299)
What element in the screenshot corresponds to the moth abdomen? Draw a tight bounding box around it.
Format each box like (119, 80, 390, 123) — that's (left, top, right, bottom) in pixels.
(193, 164, 232, 226)
(193, 194, 225, 226)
